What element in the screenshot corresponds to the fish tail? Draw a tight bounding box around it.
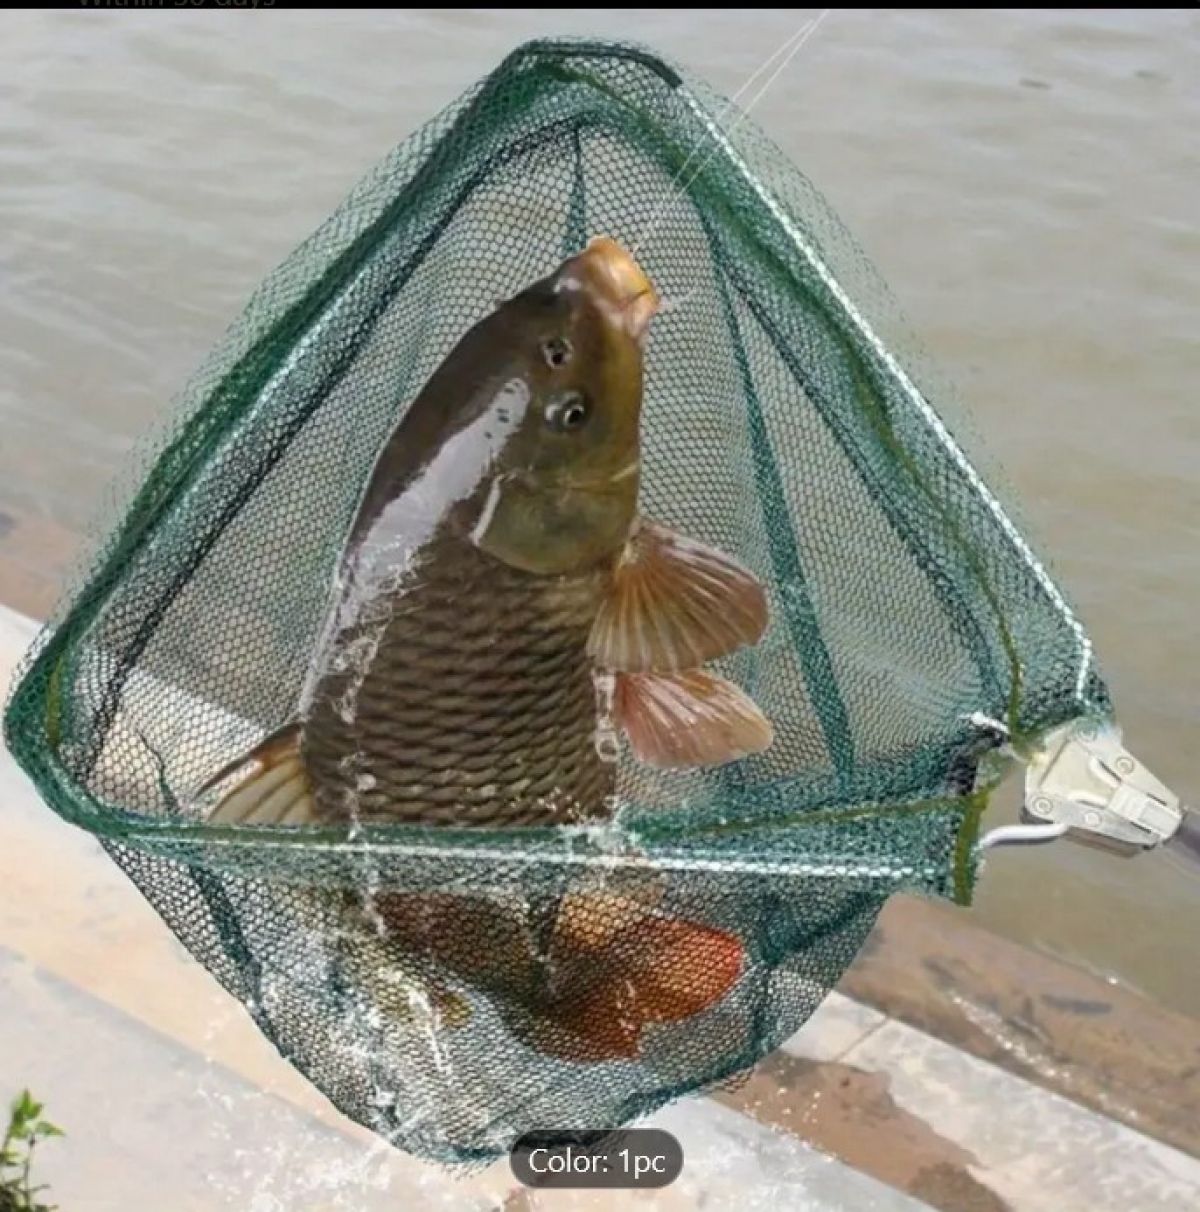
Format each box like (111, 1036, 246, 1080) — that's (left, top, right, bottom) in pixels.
(200, 723, 317, 826)
(519, 900, 746, 1063)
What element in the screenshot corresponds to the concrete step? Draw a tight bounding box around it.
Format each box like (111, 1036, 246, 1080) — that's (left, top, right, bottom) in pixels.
(3, 945, 935, 1212)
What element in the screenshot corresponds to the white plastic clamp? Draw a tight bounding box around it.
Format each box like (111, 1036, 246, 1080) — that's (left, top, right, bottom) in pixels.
(1022, 721, 1184, 853)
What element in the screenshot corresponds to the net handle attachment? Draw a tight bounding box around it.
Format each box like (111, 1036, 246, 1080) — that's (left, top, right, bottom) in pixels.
(979, 717, 1191, 856)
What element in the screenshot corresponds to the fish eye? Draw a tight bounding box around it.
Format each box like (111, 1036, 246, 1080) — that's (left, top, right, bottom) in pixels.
(544, 391, 590, 433)
(541, 336, 572, 369)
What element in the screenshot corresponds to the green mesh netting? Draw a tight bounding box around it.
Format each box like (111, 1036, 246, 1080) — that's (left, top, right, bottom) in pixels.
(3, 38, 1111, 1164)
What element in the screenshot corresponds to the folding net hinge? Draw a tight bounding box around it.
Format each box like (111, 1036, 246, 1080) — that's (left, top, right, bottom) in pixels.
(1023, 722, 1185, 855)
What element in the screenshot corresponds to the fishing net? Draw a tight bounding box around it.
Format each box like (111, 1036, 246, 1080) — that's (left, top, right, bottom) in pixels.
(4, 38, 1110, 1164)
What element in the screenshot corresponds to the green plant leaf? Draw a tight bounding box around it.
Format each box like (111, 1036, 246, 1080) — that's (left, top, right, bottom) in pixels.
(1, 1091, 60, 1212)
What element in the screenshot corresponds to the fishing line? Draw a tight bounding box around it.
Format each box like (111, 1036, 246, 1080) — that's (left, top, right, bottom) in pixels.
(630, 8, 832, 258)
(655, 284, 706, 316)
(1160, 845, 1195, 882)
(638, 15, 816, 215)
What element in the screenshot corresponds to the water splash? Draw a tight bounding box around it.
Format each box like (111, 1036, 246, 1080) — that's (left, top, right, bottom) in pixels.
(592, 669, 621, 763)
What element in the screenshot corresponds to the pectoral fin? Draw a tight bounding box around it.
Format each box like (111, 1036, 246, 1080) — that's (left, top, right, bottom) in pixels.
(588, 519, 768, 673)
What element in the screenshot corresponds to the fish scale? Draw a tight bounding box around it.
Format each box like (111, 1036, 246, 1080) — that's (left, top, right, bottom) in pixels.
(301, 530, 617, 827)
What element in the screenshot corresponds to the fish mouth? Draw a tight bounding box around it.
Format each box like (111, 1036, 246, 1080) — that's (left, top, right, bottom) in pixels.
(563, 236, 660, 340)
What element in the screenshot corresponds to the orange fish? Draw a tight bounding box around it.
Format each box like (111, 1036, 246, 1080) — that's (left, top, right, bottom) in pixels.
(369, 885, 745, 1064)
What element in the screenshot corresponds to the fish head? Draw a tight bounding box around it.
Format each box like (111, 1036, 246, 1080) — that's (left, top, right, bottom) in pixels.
(465, 236, 660, 575)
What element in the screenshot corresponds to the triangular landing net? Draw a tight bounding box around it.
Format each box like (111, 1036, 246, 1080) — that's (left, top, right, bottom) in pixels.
(5, 39, 1142, 1164)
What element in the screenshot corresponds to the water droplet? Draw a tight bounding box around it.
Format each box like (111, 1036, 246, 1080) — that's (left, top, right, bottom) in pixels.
(595, 728, 621, 763)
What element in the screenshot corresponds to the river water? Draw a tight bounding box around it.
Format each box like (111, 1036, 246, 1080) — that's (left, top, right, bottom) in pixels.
(1, 9, 1197, 1015)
